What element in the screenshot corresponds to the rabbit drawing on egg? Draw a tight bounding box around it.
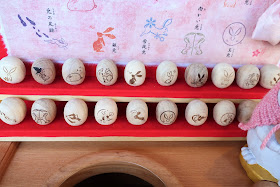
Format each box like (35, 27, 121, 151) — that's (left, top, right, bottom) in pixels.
(3, 67, 16, 82)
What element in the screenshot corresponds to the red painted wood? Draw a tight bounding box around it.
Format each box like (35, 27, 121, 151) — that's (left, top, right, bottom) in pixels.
(0, 33, 263, 138)
(0, 62, 268, 100)
(0, 101, 246, 138)
(0, 35, 8, 59)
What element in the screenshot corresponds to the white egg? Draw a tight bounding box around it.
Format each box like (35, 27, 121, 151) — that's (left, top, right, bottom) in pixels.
(31, 58, 56, 85)
(31, 98, 56, 125)
(156, 61, 178, 86)
(64, 99, 88, 126)
(185, 100, 208, 126)
(185, 63, 208, 87)
(0, 56, 26, 84)
(156, 100, 178, 125)
(126, 99, 148, 125)
(213, 100, 236, 126)
(0, 97, 26, 125)
(260, 64, 280, 89)
(237, 100, 257, 123)
(62, 58, 86, 85)
(124, 60, 146, 86)
(96, 59, 118, 86)
(94, 98, 118, 125)
(211, 63, 235, 88)
(236, 65, 260, 89)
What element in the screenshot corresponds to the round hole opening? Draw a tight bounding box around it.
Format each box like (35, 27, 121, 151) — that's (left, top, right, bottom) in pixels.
(59, 162, 166, 187)
(74, 172, 153, 187)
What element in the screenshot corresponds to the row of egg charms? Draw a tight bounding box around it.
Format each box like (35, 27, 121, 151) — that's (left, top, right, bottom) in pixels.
(0, 97, 256, 126)
(1, 56, 280, 89)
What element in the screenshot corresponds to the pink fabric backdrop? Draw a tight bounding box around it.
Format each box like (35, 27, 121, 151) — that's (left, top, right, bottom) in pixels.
(0, 0, 279, 66)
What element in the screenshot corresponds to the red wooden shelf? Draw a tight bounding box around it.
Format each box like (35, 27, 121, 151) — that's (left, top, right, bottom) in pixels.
(0, 63, 269, 102)
(0, 101, 247, 140)
(0, 34, 268, 141)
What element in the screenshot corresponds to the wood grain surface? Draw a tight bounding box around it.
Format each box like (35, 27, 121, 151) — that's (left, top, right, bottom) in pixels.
(0, 142, 19, 182)
(0, 141, 253, 187)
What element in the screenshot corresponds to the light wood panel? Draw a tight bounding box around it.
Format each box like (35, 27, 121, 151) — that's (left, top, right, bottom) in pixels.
(0, 136, 246, 141)
(0, 141, 253, 187)
(0, 94, 261, 103)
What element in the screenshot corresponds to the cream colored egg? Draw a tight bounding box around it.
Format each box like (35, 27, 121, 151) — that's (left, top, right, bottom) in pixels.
(0, 56, 26, 84)
(64, 99, 88, 126)
(260, 64, 280, 89)
(236, 65, 260, 89)
(213, 100, 236, 126)
(156, 100, 178, 125)
(94, 98, 118, 125)
(124, 60, 146, 86)
(62, 58, 86, 85)
(31, 99, 56, 125)
(0, 97, 26, 125)
(185, 100, 208, 126)
(31, 58, 56, 85)
(237, 100, 257, 123)
(156, 61, 178, 86)
(211, 63, 235, 88)
(126, 99, 148, 125)
(96, 59, 118, 86)
(185, 63, 208, 87)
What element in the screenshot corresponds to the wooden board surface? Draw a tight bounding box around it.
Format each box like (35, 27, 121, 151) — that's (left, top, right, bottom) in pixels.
(0, 141, 253, 187)
(0, 142, 19, 182)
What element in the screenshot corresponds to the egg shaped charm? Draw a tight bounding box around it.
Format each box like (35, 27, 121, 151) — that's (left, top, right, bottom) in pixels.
(0, 97, 26, 125)
(237, 100, 257, 123)
(156, 100, 178, 125)
(94, 98, 118, 125)
(31, 98, 56, 125)
(185, 100, 208, 126)
(185, 63, 208, 87)
(260, 64, 280, 89)
(62, 58, 86, 85)
(156, 61, 178, 86)
(31, 58, 56, 85)
(64, 99, 88, 126)
(126, 99, 148, 125)
(0, 56, 26, 84)
(211, 63, 235, 88)
(236, 65, 260, 89)
(213, 100, 236, 126)
(124, 60, 146, 86)
(96, 59, 118, 86)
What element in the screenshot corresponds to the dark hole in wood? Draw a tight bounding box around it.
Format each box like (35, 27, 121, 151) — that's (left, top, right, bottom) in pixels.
(74, 172, 154, 187)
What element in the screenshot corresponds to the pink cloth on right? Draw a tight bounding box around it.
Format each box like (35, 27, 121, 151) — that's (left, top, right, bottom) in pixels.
(252, 0, 280, 45)
(239, 81, 280, 149)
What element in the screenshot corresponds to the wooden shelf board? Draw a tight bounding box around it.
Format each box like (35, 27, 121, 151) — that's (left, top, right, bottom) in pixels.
(0, 64, 265, 140)
(0, 102, 247, 141)
(0, 64, 269, 102)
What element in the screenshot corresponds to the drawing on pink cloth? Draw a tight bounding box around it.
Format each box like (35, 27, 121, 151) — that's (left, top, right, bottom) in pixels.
(224, 0, 237, 8)
(252, 49, 265, 57)
(67, 0, 97, 12)
(93, 27, 116, 52)
(222, 22, 246, 46)
(181, 32, 205, 55)
(17, 14, 68, 49)
(140, 17, 172, 42)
